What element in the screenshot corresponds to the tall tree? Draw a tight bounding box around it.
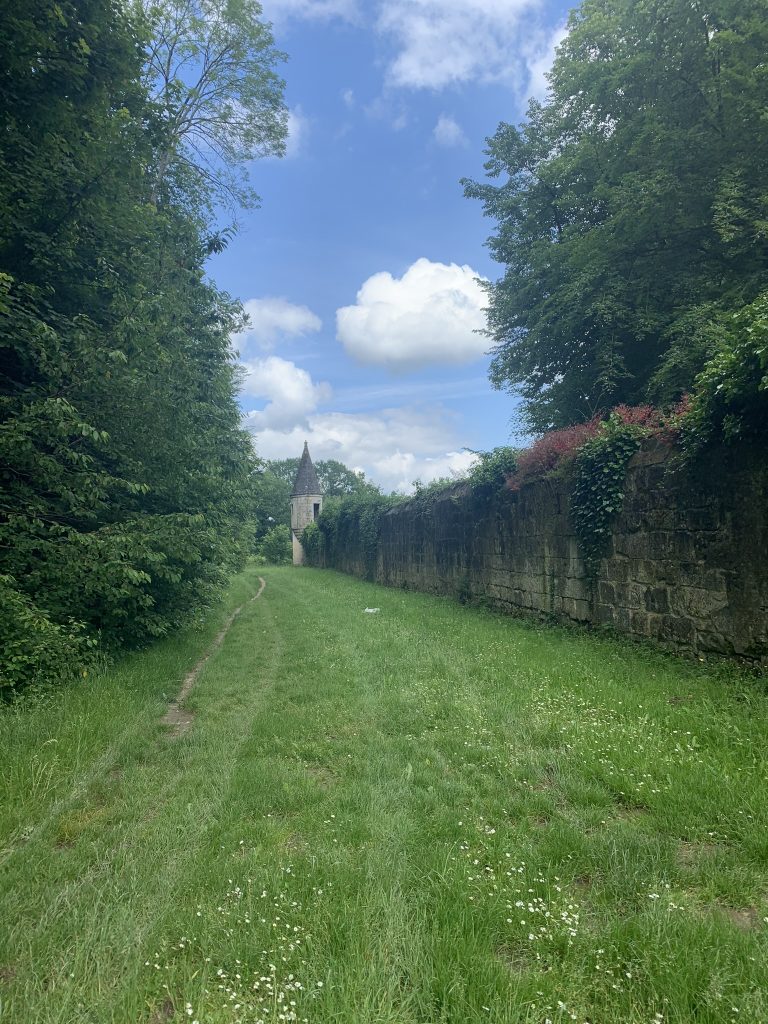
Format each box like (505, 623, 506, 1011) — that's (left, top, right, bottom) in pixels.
(140, 0, 287, 210)
(0, 0, 286, 687)
(463, 0, 768, 432)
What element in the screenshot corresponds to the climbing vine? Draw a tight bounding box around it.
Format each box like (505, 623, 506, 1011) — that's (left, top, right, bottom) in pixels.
(309, 492, 401, 579)
(570, 416, 648, 572)
(301, 521, 322, 563)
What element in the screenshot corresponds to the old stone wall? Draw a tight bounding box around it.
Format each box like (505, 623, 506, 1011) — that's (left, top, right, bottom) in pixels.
(319, 441, 768, 660)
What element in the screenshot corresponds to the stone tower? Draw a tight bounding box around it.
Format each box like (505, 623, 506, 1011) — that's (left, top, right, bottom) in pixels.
(290, 442, 324, 565)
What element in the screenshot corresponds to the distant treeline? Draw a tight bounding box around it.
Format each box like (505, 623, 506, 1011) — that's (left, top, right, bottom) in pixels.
(0, 0, 286, 690)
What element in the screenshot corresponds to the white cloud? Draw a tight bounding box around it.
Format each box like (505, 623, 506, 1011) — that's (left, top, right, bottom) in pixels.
(377, 0, 545, 90)
(247, 404, 480, 492)
(233, 297, 322, 352)
(341, 88, 355, 108)
(241, 356, 331, 430)
(525, 23, 568, 100)
(364, 94, 410, 132)
(285, 106, 309, 158)
(336, 257, 488, 371)
(432, 114, 467, 147)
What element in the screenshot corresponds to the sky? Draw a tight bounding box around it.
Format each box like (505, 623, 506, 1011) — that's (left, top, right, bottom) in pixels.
(215, 0, 575, 492)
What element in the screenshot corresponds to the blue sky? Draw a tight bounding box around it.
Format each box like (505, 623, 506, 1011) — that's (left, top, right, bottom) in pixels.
(217, 0, 574, 491)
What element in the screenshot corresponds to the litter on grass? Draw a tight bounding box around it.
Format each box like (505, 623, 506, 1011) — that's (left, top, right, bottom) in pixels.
(363, 608, 380, 614)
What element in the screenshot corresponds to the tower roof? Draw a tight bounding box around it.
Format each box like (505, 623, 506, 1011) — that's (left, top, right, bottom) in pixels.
(291, 441, 323, 496)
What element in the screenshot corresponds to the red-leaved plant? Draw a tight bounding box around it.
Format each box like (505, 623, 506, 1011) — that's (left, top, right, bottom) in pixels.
(508, 417, 602, 490)
(609, 404, 664, 428)
(507, 401, 690, 490)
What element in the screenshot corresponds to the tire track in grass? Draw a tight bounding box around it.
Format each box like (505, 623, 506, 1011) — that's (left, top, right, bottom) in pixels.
(161, 576, 266, 736)
(1, 577, 281, 1022)
(0, 576, 267, 873)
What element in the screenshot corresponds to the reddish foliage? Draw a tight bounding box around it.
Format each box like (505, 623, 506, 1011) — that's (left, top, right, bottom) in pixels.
(508, 401, 690, 490)
(610, 403, 664, 428)
(509, 417, 601, 490)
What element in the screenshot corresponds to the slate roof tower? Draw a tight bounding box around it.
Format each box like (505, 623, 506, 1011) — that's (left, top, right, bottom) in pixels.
(290, 442, 324, 565)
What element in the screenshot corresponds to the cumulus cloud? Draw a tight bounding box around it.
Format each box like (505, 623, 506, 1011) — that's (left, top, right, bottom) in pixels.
(241, 356, 331, 430)
(525, 22, 568, 100)
(336, 257, 488, 371)
(377, 0, 543, 90)
(233, 297, 321, 352)
(432, 114, 467, 147)
(247, 404, 480, 492)
(285, 106, 309, 158)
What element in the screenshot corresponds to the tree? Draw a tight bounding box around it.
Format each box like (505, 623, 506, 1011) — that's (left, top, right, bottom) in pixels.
(266, 458, 378, 497)
(463, 0, 768, 432)
(258, 523, 291, 564)
(252, 467, 290, 540)
(0, 0, 284, 687)
(140, 0, 287, 210)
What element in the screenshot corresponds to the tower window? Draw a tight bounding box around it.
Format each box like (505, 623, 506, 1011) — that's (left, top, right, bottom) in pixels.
(313, 503, 320, 520)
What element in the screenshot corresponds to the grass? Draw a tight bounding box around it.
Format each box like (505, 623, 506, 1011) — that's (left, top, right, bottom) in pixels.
(1, 564, 767, 1024)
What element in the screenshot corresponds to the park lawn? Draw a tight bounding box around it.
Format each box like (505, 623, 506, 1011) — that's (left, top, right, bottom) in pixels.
(0, 565, 767, 1024)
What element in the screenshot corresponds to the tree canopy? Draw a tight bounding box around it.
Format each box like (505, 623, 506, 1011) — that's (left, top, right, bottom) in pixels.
(463, 0, 768, 433)
(266, 458, 379, 498)
(140, 0, 287, 211)
(0, 0, 286, 689)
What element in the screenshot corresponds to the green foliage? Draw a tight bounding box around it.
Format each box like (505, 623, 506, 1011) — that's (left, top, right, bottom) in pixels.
(0, 576, 97, 694)
(314, 492, 401, 579)
(463, 0, 768, 432)
(571, 417, 647, 571)
(141, 0, 287, 211)
(310, 451, 518, 574)
(301, 520, 322, 563)
(0, 0, 283, 686)
(267, 458, 378, 498)
(258, 524, 292, 565)
(467, 446, 518, 493)
(682, 289, 768, 452)
(252, 468, 291, 540)
(408, 477, 458, 516)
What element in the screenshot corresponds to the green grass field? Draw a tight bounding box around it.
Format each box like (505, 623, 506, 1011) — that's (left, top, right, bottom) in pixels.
(1, 566, 767, 1024)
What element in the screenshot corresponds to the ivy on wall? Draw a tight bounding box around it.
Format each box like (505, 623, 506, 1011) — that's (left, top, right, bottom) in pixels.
(570, 416, 648, 571)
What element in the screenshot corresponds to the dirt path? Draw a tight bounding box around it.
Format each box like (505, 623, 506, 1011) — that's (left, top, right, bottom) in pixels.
(161, 575, 266, 736)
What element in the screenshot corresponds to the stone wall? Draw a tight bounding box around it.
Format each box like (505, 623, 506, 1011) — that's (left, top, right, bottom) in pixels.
(318, 441, 768, 660)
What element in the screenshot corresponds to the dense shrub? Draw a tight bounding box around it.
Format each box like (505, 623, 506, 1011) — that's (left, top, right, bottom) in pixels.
(311, 492, 401, 579)
(0, 576, 97, 694)
(467, 446, 518, 492)
(682, 290, 768, 452)
(0, 0, 282, 689)
(259, 524, 292, 565)
(510, 419, 602, 490)
(301, 521, 322, 563)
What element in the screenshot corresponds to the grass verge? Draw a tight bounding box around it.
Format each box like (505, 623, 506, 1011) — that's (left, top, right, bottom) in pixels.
(1, 565, 766, 1024)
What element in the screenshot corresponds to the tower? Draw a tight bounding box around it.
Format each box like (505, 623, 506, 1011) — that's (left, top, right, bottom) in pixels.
(290, 441, 324, 565)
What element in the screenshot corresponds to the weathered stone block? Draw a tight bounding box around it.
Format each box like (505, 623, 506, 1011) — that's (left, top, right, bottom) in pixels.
(562, 597, 591, 621)
(630, 610, 651, 636)
(599, 581, 615, 604)
(670, 586, 729, 620)
(595, 604, 615, 626)
(644, 587, 670, 614)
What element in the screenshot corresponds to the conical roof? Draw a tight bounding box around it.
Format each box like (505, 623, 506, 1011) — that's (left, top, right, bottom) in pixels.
(291, 441, 323, 496)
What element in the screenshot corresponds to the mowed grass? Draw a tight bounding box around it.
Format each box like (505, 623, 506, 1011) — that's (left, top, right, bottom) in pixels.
(1, 566, 767, 1024)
